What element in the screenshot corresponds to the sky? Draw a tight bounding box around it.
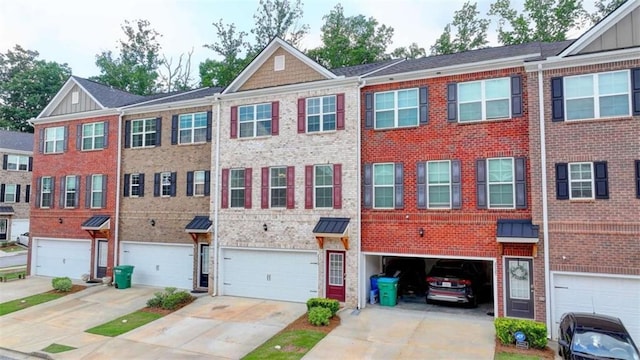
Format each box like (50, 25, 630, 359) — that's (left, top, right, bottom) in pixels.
(0, 0, 594, 80)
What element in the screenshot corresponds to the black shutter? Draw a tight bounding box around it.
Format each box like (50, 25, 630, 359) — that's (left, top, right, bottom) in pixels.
(636, 160, 640, 199)
(59, 177, 65, 208)
(632, 68, 640, 116)
(124, 174, 130, 197)
(38, 128, 44, 153)
(204, 170, 211, 196)
(447, 83, 457, 122)
(35, 177, 41, 208)
(85, 175, 92, 208)
(75, 175, 80, 207)
(63, 126, 68, 152)
(363, 163, 372, 208)
(476, 159, 487, 209)
(0, 184, 5, 202)
(76, 124, 82, 150)
(155, 117, 162, 146)
(15, 184, 20, 203)
(171, 115, 178, 145)
(154, 173, 160, 197)
(365, 92, 374, 129)
(551, 77, 564, 122)
(186, 171, 194, 196)
(25, 185, 30, 203)
(28, 157, 33, 171)
(139, 173, 145, 197)
(511, 75, 523, 117)
(556, 163, 569, 200)
(1, 154, 6, 170)
(416, 162, 426, 209)
(394, 163, 404, 209)
(594, 161, 609, 199)
(419, 86, 429, 125)
(451, 160, 461, 209)
(101, 175, 107, 208)
(170, 172, 177, 197)
(103, 121, 109, 148)
(124, 120, 131, 148)
(515, 157, 527, 209)
(206, 111, 213, 142)
(50, 176, 55, 209)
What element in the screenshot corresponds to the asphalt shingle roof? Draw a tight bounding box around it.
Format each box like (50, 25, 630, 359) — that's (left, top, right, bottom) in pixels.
(73, 76, 146, 107)
(331, 59, 404, 77)
(131, 87, 223, 108)
(0, 130, 34, 152)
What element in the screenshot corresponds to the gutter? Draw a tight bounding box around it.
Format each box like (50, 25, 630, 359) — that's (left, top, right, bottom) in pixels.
(113, 110, 124, 271)
(211, 97, 222, 296)
(356, 78, 366, 310)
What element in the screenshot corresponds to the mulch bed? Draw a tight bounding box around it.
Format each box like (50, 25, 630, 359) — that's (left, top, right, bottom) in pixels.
(45, 284, 86, 295)
(279, 312, 341, 334)
(495, 339, 555, 359)
(139, 297, 197, 316)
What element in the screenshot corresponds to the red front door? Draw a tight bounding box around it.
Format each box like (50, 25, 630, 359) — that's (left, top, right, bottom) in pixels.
(326, 250, 346, 302)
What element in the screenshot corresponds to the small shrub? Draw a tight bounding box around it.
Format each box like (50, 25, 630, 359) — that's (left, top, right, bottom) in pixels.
(306, 298, 340, 316)
(495, 317, 548, 349)
(146, 287, 194, 310)
(52, 277, 73, 292)
(308, 306, 332, 326)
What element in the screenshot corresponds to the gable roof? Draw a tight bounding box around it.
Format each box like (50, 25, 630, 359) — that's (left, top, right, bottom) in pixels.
(128, 86, 223, 108)
(0, 130, 34, 153)
(223, 37, 338, 94)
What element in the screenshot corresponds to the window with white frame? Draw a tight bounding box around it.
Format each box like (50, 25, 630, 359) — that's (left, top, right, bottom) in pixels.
(373, 163, 394, 208)
(0, 219, 6, 240)
(91, 175, 104, 208)
(239, 104, 271, 138)
(130, 174, 141, 197)
(270, 167, 287, 208)
(131, 119, 156, 148)
(3, 184, 17, 203)
(7, 155, 29, 171)
(487, 158, 514, 208)
(564, 70, 630, 120)
(375, 89, 418, 129)
(193, 170, 205, 196)
(315, 165, 333, 208)
(230, 169, 245, 208)
(569, 162, 594, 199)
(427, 160, 451, 208)
(82, 122, 105, 150)
(40, 177, 52, 208)
(161, 172, 171, 197)
(179, 112, 207, 144)
(44, 127, 65, 153)
(307, 96, 336, 132)
(458, 78, 510, 122)
(65, 176, 77, 208)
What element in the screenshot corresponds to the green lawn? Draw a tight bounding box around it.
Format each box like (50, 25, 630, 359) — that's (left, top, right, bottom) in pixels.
(85, 311, 163, 337)
(242, 330, 327, 360)
(494, 352, 545, 360)
(0, 244, 26, 253)
(42, 343, 76, 354)
(0, 293, 64, 316)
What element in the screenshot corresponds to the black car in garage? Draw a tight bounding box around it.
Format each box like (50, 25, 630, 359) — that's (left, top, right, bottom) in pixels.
(425, 259, 486, 307)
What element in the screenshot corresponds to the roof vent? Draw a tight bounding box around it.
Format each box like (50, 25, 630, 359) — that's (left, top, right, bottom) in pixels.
(274, 55, 285, 71)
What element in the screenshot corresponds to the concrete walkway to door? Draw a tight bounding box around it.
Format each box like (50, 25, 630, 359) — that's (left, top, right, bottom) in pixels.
(304, 305, 496, 360)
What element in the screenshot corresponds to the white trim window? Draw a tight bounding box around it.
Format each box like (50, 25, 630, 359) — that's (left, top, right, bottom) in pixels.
(315, 164, 333, 208)
(7, 155, 29, 171)
(307, 96, 336, 132)
(569, 162, 594, 199)
(131, 119, 157, 148)
(40, 177, 52, 208)
(65, 176, 77, 208)
(230, 169, 245, 208)
(91, 175, 104, 208)
(427, 160, 451, 208)
(239, 103, 271, 138)
(565, 70, 630, 120)
(45, 127, 65, 153)
(459, 78, 510, 122)
(3, 184, 17, 203)
(82, 122, 105, 150)
(193, 170, 205, 196)
(487, 158, 515, 208)
(373, 163, 395, 208)
(270, 167, 287, 208)
(375, 89, 418, 129)
(161, 172, 172, 197)
(130, 174, 141, 197)
(179, 112, 207, 144)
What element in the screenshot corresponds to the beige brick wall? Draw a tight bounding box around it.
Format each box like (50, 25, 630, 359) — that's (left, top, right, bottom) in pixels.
(0, 150, 32, 240)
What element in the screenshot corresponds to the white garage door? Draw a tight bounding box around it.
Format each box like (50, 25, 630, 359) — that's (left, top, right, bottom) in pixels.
(222, 248, 318, 303)
(33, 238, 91, 279)
(552, 273, 640, 342)
(120, 242, 194, 290)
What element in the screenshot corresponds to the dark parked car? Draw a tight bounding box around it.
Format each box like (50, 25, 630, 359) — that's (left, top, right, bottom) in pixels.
(558, 312, 639, 360)
(383, 257, 427, 298)
(425, 259, 485, 307)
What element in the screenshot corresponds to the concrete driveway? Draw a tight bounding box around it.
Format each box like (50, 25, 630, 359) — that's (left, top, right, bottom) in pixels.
(0, 277, 306, 359)
(304, 305, 496, 360)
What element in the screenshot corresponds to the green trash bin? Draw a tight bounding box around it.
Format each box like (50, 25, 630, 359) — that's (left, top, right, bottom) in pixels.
(114, 265, 134, 289)
(377, 277, 399, 306)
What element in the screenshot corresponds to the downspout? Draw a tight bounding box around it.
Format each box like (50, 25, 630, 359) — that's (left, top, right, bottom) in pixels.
(212, 97, 222, 296)
(113, 111, 124, 270)
(356, 78, 366, 310)
(538, 63, 552, 338)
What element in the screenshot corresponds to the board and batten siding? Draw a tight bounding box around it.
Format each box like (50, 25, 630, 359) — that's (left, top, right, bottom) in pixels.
(581, 6, 640, 53)
(51, 84, 101, 116)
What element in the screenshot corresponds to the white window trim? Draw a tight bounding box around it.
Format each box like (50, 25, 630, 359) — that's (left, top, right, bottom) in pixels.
(3, 184, 17, 203)
(458, 77, 511, 122)
(130, 174, 140, 198)
(307, 96, 337, 133)
(564, 70, 631, 121)
(229, 169, 245, 208)
(91, 174, 103, 208)
(131, 118, 156, 148)
(179, 112, 207, 144)
(6, 155, 28, 171)
(487, 157, 516, 209)
(373, 163, 395, 209)
(44, 127, 64, 154)
(238, 103, 271, 138)
(193, 170, 205, 196)
(40, 177, 52, 208)
(426, 160, 452, 209)
(314, 164, 334, 209)
(82, 122, 105, 151)
(568, 162, 595, 200)
(270, 167, 287, 208)
(65, 175, 76, 208)
(161, 172, 171, 197)
(374, 89, 419, 129)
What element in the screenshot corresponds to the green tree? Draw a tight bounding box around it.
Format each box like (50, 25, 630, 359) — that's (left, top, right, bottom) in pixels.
(200, 20, 251, 87)
(251, 0, 309, 51)
(306, 4, 394, 68)
(391, 42, 426, 59)
(0, 45, 71, 132)
(431, 1, 490, 55)
(489, 0, 588, 45)
(590, 0, 627, 24)
(92, 19, 162, 95)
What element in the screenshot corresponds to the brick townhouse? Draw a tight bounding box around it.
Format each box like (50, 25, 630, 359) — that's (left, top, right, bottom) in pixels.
(0, 130, 33, 242)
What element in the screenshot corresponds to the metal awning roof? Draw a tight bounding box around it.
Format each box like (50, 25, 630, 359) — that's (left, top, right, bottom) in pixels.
(312, 217, 350, 237)
(185, 216, 212, 233)
(0, 206, 15, 215)
(497, 219, 539, 243)
(81, 215, 110, 230)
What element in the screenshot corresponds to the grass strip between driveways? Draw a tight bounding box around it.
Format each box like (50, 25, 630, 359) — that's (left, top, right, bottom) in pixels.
(85, 311, 163, 337)
(0, 293, 65, 316)
(42, 343, 77, 354)
(242, 330, 327, 360)
(494, 352, 545, 360)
